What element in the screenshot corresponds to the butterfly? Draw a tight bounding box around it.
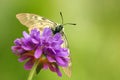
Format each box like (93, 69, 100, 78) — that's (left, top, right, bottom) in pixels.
(16, 12, 76, 77)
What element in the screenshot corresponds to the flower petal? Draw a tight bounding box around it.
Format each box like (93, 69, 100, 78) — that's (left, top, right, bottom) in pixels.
(31, 38, 39, 44)
(56, 67, 62, 77)
(24, 59, 34, 70)
(49, 64, 56, 72)
(22, 38, 35, 50)
(56, 48, 69, 57)
(23, 31, 30, 38)
(46, 47, 56, 55)
(14, 39, 22, 45)
(30, 29, 40, 40)
(49, 64, 62, 77)
(18, 55, 29, 62)
(34, 48, 42, 58)
(55, 56, 67, 66)
(43, 63, 49, 70)
(53, 33, 62, 41)
(42, 28, 52, 37)
(47, 56, 56, 62)
(21, 45, 32, 50)
(11, 46, 25, 54)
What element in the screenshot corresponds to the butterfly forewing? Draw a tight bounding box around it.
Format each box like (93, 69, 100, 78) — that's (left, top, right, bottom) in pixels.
(16, 13, 72, 77)
(16, 13, 57, 32)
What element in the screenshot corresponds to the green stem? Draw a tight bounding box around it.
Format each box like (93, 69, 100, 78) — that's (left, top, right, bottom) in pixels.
(27, 60, 39, 80)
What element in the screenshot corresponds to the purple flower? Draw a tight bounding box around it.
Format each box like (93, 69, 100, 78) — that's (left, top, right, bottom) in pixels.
(11, 28, 69, 77)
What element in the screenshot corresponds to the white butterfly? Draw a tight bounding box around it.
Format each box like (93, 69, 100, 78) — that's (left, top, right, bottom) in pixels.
(16, 13, 76, 77)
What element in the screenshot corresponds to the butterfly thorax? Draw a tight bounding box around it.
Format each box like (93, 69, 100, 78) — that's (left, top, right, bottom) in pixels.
(52, 24, 63, 34)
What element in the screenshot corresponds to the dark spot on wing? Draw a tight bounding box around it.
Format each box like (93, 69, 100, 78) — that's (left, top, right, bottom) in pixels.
(42, 17, 46, 20)
(34, 16, 38, 19)
(40, 22, 43, 25)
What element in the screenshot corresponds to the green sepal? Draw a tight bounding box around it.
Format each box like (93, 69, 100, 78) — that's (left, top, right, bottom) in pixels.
(36, 62, 43, 74)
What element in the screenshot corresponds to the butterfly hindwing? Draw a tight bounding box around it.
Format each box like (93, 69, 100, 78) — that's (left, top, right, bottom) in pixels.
(61, 31, 72, 77)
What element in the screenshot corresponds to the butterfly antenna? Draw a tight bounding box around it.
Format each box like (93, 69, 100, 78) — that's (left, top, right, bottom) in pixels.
(60, 12, 76, 26)
(63, 23, 76, 25)
(60, 12, 64, 24)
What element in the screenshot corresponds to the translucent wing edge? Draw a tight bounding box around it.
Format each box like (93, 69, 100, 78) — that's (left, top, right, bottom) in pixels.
(61, 31, 72, 77)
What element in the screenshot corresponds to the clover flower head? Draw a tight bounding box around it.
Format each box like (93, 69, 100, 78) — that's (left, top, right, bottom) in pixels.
(11, 28, 69, 77)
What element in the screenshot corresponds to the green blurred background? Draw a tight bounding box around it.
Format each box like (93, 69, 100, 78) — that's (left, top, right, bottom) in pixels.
(0, 0, 120, 80)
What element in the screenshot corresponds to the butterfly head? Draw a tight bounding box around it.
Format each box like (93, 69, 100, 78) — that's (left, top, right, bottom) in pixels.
(52, 24, 63, 34)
